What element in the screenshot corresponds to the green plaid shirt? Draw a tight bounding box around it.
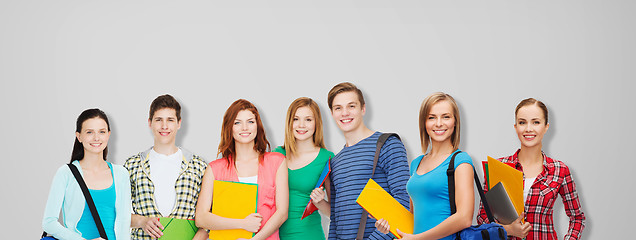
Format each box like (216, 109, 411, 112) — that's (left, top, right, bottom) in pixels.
(124, 147, 207, 240)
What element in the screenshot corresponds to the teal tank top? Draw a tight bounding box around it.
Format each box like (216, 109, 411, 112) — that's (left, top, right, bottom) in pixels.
(76, 162, 117, 240)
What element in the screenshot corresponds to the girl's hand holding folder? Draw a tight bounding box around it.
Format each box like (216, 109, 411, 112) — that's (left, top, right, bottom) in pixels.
(242, 213, 263, 233)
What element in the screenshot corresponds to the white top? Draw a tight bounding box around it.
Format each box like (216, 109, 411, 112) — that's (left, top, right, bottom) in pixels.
(524, 177, 536, 202)
(238, 175, 258, 184)
(149, 148, 183, 216)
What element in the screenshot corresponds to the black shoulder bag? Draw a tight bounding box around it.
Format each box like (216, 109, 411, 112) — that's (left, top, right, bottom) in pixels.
(447, 151, 506, 240)
(356, 133, 401, 240)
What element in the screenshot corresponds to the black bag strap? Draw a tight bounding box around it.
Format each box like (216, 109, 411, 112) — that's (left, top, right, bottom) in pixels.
(356, 133, 401, 240)
(446, 151, 496, 223)
(67, 163, 109, 240)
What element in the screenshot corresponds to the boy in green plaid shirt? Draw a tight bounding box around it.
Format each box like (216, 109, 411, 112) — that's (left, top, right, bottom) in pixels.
(124, 94, 208, 240)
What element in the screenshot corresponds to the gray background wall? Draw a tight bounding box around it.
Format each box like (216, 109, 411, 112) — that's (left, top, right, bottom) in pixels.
(1, 1, 633, 239)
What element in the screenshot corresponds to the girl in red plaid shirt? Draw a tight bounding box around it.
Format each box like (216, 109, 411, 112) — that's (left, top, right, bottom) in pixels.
(477, 98, 585, 240)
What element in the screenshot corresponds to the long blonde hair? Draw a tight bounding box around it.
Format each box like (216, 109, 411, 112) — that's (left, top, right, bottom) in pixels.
(283, 97, 325, 156)
(418, 92, 461, 153)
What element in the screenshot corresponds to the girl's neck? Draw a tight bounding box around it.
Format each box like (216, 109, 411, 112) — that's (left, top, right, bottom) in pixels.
(518, 144, 543, 164)
(428, 139, 454, 157)
(234, 141, 259, 162)
(289, 138, 319, 161)
(295, 138, 318, 153)
(80, 151, 107, 170)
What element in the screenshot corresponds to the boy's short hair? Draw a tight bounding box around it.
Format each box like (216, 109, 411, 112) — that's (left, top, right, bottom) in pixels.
(149, 94, 181, 121)
(327, 82, 365, 110)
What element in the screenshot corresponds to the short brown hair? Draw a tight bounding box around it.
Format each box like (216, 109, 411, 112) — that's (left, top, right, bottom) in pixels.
(515, 98, 548, 124)
(218, 99, 270, 166)
(418, 92, 461, 153)
(149, 94, 181, 121)
(283, 97, 326, 156)
(327, 82, 365, 110)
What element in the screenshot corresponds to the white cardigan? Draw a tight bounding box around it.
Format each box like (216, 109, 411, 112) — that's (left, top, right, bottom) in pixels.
(42, 160, 131, 240)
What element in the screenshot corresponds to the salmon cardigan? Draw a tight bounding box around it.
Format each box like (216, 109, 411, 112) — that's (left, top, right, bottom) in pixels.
(209, 152, 285, 240)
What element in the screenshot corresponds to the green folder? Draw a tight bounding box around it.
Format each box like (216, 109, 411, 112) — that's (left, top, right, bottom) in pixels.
(159, 217, 198, 240)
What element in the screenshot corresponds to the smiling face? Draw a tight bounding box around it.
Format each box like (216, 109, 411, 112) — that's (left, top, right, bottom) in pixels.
(330, 91, 366, 134)
(233, 109, 258, 145)
(293, 106, 316, 143)
(76, 117, 110, 156)
(425, 100, 456, 144)
(149, 108, 181, 146)
(515, 104, 549, 149)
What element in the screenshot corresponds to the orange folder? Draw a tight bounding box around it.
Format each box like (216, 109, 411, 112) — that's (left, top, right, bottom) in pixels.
(482, 160, 516, 190)
(487, 156, 524, 217)
(209, 180, 258, 240)
(356, 179, 413, 239)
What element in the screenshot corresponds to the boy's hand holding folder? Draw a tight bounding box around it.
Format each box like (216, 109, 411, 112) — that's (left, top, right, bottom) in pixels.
(356, 179, 413, 239)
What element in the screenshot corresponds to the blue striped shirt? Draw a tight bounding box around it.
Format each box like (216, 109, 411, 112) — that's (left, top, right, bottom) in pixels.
(329, 132, 410, 240)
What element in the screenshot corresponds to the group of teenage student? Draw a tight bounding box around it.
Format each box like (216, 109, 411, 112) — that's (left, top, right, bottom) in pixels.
(42, 82, 585, 240)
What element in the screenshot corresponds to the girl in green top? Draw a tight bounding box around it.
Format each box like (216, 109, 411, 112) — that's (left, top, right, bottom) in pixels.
(273, 97, 334, 240)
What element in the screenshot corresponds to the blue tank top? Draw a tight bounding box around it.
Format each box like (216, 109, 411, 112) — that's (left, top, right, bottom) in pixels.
(406, 150, 473, 239)
(76, 162, 117, 240)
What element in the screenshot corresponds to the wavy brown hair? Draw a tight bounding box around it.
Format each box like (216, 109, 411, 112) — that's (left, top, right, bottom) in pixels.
(218, 99, 270, 166)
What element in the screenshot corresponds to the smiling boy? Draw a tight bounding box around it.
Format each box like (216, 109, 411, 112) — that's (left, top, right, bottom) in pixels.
(327, 83, 410, 240)
(124, 94, 208, 240)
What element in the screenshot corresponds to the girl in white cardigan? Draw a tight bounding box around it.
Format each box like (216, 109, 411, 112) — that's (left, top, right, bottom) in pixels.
(42, 109, 130, 240)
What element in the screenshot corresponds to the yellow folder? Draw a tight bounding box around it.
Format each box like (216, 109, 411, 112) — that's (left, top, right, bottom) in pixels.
(487, 156, 524, 217)
(356, 179, 413, 239)
(209, 180, 258, 240)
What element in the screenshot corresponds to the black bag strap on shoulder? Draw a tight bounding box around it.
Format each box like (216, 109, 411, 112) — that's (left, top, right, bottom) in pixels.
(356, 133, 401, 240)
(446, 151, 495, 223)
(67, 163, 109, 240)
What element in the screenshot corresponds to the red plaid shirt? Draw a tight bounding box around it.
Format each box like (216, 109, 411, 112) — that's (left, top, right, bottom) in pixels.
(477, 150, 585, 240)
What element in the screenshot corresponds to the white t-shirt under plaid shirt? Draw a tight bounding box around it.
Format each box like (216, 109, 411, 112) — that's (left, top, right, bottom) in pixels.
(124, 147, 207, 240)
(149, 148, 182, 216)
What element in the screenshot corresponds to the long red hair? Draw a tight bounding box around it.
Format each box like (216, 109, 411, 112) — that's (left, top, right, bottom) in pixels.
(218, 99, 270, 166)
